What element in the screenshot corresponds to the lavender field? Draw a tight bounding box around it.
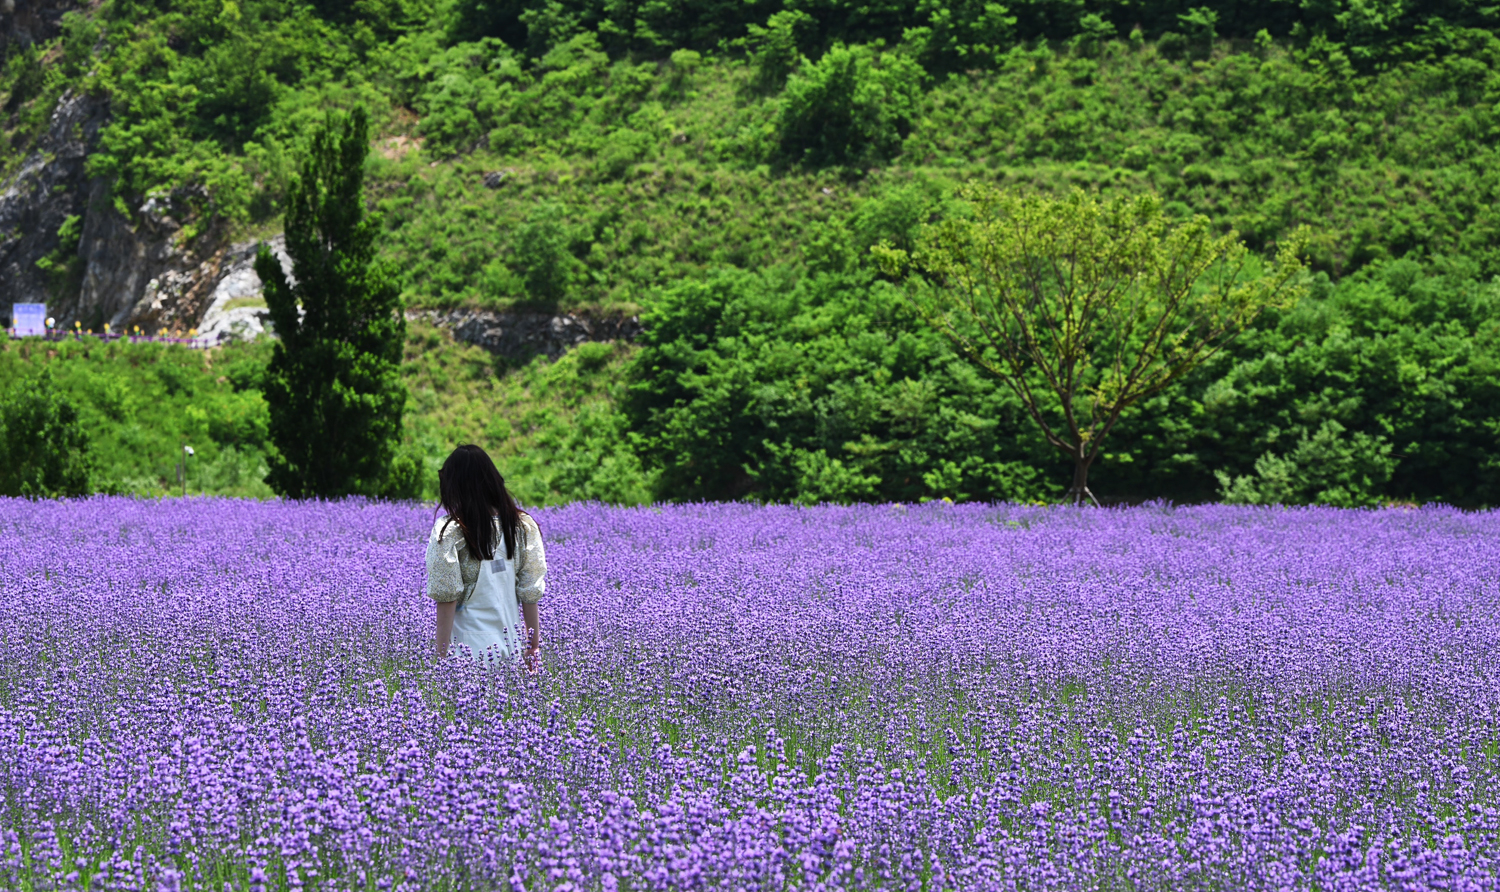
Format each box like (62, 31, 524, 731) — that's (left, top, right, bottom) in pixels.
(1, 498, 1497, 891)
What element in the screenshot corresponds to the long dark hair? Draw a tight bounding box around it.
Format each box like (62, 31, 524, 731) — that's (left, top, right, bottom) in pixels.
(437, 445, 523, 561)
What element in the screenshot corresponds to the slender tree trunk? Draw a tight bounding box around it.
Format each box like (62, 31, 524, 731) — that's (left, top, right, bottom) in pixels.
(1066, 453, 1100, 507)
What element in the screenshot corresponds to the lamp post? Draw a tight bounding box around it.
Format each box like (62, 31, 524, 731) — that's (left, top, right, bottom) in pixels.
(177, 444, 195, 497)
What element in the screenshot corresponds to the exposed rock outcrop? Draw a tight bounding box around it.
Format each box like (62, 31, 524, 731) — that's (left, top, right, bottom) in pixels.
(75, 183, 210, 331)
(193, 237, 290, 345)
(0, 90, 104, 311)
(412, 308, 642, 361)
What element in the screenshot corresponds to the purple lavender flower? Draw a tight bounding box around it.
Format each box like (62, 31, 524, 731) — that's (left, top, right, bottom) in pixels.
(0, 497, 1495, 890)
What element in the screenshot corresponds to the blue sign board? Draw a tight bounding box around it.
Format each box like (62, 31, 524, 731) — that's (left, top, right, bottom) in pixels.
(11, 303, 46, 337)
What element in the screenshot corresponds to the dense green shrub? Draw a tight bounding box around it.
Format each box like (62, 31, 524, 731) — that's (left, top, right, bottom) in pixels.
(2, 44, 46, 112)
(0, 338, 277, 498)
(1099, 259, 1500, 507)
(744, 10, 812, 93)
(509, 201, 581, 303)
(776, 43, 924, 168)
(0, 367, 93, 498)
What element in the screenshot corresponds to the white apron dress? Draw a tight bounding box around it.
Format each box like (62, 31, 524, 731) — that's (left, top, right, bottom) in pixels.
(451, 548, 523, 668)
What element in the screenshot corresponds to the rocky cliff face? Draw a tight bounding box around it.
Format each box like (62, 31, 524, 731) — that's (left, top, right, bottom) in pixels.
(0, 86, 235, 333)
(1, 0, 78, 51)
(193, 237, 289, 344)
(0, 88, 217, 332)
(0, 90, 104, 315)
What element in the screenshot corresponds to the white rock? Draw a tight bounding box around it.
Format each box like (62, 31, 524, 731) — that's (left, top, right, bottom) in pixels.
(195, 237, 292, 346)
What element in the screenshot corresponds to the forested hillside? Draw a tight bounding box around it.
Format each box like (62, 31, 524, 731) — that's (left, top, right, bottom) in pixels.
(3, 0, 1498, 505)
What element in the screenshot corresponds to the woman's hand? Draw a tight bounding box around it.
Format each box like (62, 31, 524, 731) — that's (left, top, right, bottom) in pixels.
(521, 601, 541, 674)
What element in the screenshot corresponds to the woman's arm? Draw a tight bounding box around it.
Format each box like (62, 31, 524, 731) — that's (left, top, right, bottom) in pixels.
(435, 600, 456, 658)
(427, 517, 465, 657)
(521, 601, 540, 671)
(514, 514, 547, 673)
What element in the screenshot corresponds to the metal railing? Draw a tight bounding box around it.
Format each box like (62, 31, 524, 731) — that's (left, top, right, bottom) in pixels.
(4, 328, 223, 347)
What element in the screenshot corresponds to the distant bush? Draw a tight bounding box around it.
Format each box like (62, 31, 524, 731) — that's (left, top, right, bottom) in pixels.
(745, 9, 811, 93)
(2, 44, 45, 112)
(625, 265, 1060, 503)
(510, 201, 581, 303)
(776, 44, 924, 168)
(1106, 258, 1500, 507)
(1216, 420, 1396, 507)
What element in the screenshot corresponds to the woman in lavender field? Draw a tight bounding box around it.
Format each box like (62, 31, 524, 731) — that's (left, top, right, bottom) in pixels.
(425, 444, 546, 670)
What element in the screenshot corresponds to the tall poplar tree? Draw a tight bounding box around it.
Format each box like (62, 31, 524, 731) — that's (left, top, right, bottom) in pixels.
(256, 107, 408, 498)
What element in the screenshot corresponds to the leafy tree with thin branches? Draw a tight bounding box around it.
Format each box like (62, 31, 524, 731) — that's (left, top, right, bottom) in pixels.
(256, 107, 410, 498)
(875, 187, 1308, 504)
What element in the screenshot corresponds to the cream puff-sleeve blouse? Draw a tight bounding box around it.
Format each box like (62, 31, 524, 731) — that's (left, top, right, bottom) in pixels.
(425, 513, 546, 605)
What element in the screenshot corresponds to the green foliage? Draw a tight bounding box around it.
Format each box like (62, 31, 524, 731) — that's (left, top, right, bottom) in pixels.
(0, 367, 93, 498)
(909, 35, 1500, 276)
(744, 9, 811, 93)
(1070, 13, 1116, 57)
(0, 339, 275, 498)
(776, 43, 924, 168)
(510, 201, 580, 303)
(624, 266, 1060, 504)
(2, 43, 46, 112)
(1101, 259, 1500, 507)
(34, 215, 86, 298)
(1216, 420, 1396, 507)
(906, 0, 1017, 71)
(258, 107, 409, 498)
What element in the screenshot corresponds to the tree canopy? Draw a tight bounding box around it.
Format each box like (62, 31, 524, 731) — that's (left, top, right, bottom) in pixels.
(876, 188, 1308, 503)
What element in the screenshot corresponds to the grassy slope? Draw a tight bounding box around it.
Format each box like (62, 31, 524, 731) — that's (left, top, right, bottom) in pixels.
(9, 12, 1495, 313)
(401, 321, 648, 504)
(370, 39, 1500, 314)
